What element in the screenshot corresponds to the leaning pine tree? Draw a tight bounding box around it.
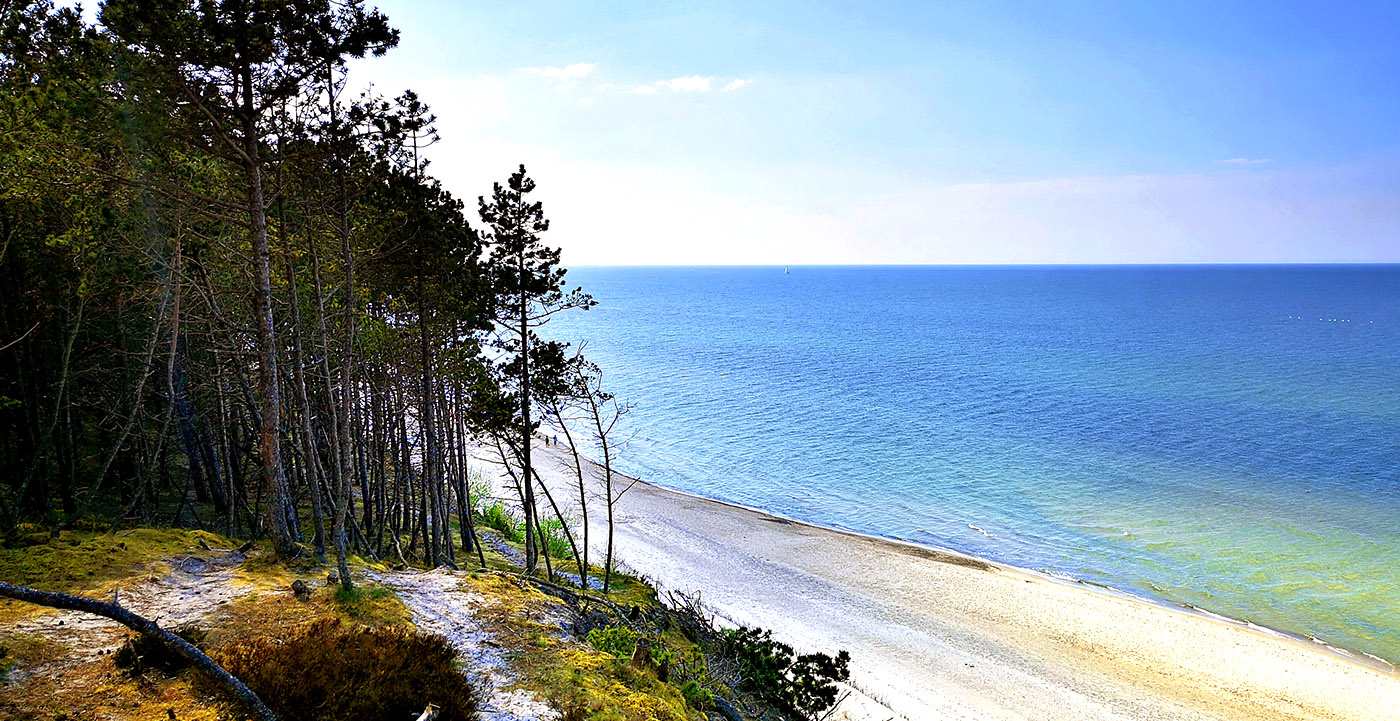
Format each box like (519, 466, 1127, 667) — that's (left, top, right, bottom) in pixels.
(477, 166, 593, 573)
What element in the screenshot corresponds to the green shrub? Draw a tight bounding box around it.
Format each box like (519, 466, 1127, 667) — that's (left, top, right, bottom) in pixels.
(679, 680, 713, 711)
(217, 618, 479, 721)
(667, 646, 708, 686)
(586, 626, 639, 659)
(720, 625, 850, 721)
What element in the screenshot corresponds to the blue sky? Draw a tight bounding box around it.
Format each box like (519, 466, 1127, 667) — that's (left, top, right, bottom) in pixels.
(347, 1, 1400, 264)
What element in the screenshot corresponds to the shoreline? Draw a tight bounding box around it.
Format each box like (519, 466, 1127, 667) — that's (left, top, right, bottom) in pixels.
(482, 437, 1400, 720)
(621, 469, 1398, 678)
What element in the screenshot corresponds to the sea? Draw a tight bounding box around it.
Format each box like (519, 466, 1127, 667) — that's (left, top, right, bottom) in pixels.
(544, 265, 1400, 666)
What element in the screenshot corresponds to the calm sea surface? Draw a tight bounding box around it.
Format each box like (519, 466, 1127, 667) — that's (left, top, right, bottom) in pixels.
(545, 265, 1400, 664)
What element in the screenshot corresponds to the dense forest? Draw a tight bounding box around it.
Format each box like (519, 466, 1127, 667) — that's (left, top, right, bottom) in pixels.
(0, 0, 611, 586)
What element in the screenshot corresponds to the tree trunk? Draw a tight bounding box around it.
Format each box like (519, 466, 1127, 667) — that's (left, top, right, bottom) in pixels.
(518, 249, 537, 573)
(241, 66, 296, 558)
(332, 71, 356, 590)
(417, 284, 440, 567)
(552, 399, 589, 591)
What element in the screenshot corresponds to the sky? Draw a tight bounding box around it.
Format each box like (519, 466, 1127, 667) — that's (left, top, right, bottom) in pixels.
(343, 1, 1400, 265)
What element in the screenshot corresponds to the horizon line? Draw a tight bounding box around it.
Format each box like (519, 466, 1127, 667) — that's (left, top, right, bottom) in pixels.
(566, 260, 1400, 268)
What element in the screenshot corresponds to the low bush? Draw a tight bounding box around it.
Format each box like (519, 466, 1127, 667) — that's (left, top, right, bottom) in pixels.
(679, 680, 713, 711)
(217, 617, 479, 721)
(113, 626, 208, 675)
(466, 470, 494, 516)
(720, 625, 850, 721)
(586, 626, 639, 659)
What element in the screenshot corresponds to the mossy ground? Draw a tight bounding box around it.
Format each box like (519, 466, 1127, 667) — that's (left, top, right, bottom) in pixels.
(0, 527, 414, 721)
(0, 527, 233, 588)
(463, 572, 703, 721)
(2, 525, 720, 721)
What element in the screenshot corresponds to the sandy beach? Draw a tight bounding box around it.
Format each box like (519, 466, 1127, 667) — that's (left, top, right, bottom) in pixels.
(477, 438, 1400, 721)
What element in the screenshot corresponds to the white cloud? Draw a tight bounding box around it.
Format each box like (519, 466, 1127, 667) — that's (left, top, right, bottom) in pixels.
(518, 62, 597, 81)
(1219, 157, 1272, 165)
(722, 79, 751, 91)
(658, 75, 713, 92)
(368, 119, 1400, 265)
(622, 75, 738, 95)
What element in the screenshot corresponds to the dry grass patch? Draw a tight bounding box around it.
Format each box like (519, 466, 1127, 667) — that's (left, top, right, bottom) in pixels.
(0, 640, 225, 721)
(217, 617, 480, 721)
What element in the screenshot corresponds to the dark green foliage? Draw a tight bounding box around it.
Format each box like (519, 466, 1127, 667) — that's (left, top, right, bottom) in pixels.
(113, 626, 208, 675)
(217, 617, 479, 721)
(720, 626, 851, 721)
(679, 680, 713, 711)
(666, 646, 708, 687)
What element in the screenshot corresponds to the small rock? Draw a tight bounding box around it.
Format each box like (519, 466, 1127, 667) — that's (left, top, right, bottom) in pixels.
(326, 571, 339, 586)
(291, 580, 311, 599)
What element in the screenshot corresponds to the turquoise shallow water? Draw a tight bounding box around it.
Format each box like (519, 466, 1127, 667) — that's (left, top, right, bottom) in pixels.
(545, 265, 1400, 664)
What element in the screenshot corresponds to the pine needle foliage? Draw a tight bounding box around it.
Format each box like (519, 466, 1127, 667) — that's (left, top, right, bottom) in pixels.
(217, 617, 480, 721)
(720, 625, 851, 721)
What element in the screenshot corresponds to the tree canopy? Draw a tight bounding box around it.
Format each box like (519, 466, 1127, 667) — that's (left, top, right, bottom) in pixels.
(0, 0, 597, 572)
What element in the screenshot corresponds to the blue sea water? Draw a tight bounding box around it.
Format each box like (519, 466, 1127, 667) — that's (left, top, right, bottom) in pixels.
(544, 265, 1400, 664)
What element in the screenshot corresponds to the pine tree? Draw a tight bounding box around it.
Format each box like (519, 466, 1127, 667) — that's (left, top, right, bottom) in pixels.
(477, 166, 593, 573)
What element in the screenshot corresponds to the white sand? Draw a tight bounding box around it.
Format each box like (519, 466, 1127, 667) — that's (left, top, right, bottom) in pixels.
(476, 439, 1400, 721)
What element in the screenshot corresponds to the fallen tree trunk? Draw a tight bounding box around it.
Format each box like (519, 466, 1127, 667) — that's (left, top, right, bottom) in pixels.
(0, 582, 278, 721)
(513, 572, 645, 631)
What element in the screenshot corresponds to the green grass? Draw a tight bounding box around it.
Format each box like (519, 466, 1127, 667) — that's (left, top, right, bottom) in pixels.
(538, 517, 574, 560)
(467, 469, 494, 515)
(479, 501, 525, 542)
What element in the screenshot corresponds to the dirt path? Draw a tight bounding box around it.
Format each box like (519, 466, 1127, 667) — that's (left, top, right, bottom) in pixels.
(6, 551, 248, 675)
(369, 568, 561, 721)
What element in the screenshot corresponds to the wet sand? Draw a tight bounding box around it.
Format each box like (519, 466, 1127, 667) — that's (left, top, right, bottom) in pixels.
(478, 439, 1400, 721)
